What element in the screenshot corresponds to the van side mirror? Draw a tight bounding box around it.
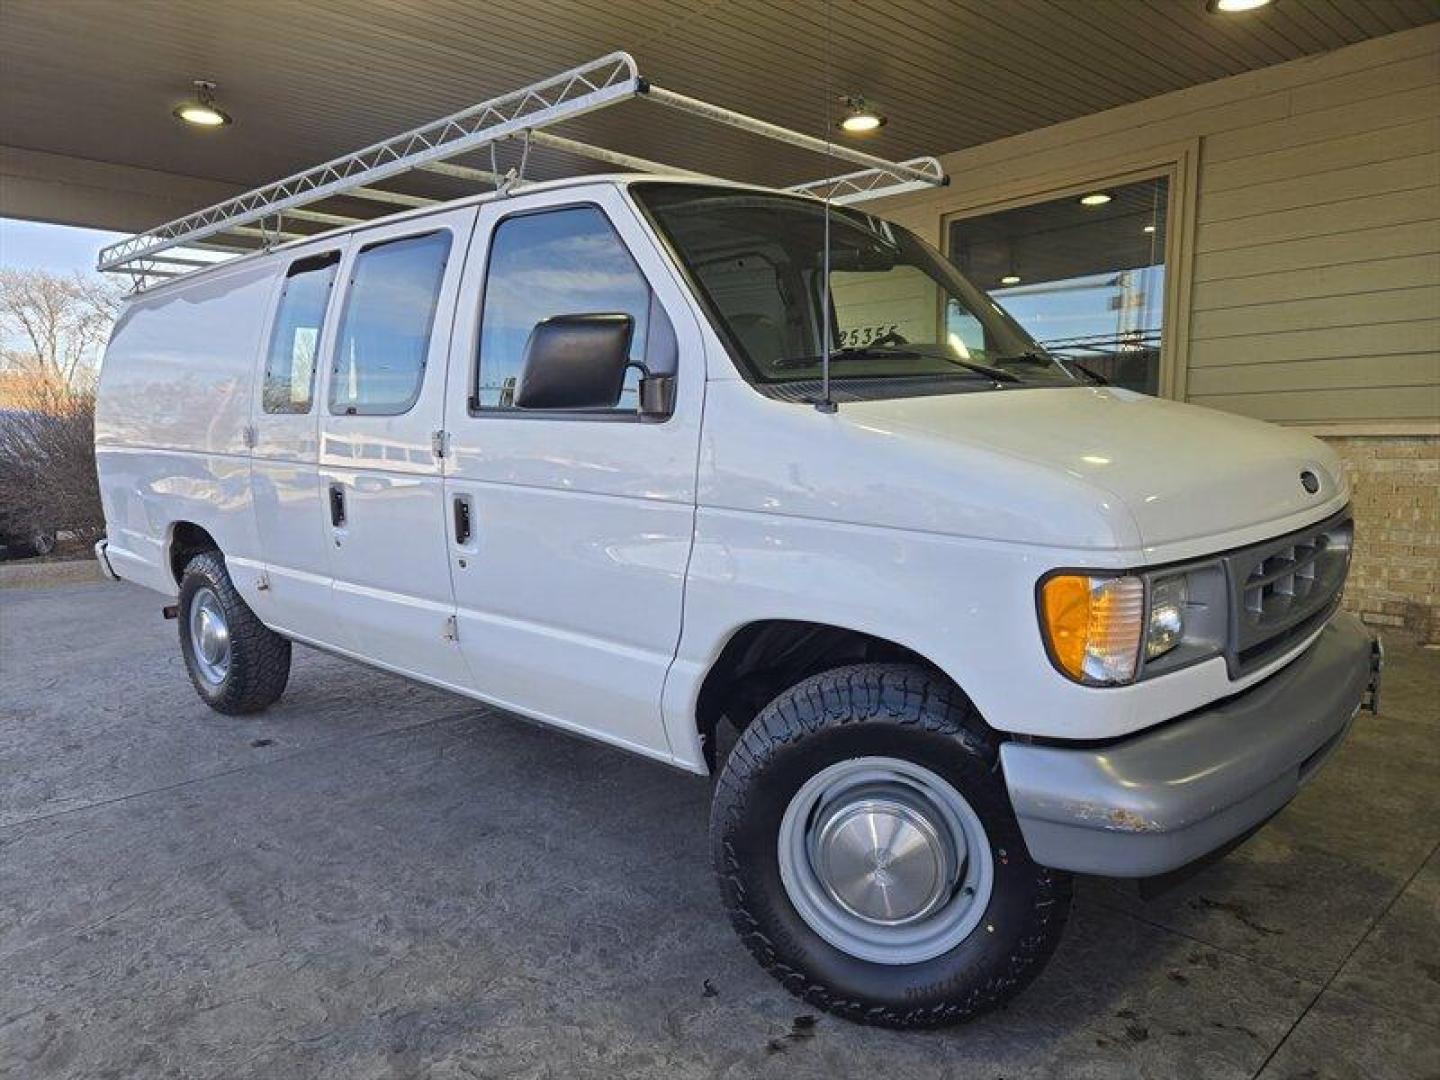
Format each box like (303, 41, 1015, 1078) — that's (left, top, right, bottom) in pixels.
(514, 313, 634, 411)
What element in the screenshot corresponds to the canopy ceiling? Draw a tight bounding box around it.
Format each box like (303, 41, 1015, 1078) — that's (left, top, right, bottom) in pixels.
(3, 0, 1437, 235)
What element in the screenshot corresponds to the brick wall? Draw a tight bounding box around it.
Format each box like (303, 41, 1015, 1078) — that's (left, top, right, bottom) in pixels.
(1326, 435, 1439, 643)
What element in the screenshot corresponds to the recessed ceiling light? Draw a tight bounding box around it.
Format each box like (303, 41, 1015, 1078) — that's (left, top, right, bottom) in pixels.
(838, 95, 885, 134)
(1207, 0, 1273, 12)
(1000, 274, 1022, 285)
(173, 80, 232, 127)
(1143, 224, 1157, 233)
(1079, 192, 1112, 207)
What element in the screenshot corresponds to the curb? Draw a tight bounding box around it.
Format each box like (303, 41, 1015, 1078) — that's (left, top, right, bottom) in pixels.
(0, 558, 103, 589)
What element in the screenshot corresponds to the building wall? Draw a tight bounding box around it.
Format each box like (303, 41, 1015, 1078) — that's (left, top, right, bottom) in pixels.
(1332, 436, 1438, 641)
(880, 25, 1439, 639)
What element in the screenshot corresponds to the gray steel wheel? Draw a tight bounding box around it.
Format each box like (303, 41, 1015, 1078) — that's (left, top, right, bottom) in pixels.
(777, 755, 994, 965)
(188, 585, 232, 686)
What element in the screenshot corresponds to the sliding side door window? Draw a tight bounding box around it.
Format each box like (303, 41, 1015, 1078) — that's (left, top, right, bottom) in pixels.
(330, 231, 452, 416)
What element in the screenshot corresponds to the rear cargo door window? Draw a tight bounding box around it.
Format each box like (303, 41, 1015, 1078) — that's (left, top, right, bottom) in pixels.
(330, 230, 451, 415)
(262, 252, 341, 414)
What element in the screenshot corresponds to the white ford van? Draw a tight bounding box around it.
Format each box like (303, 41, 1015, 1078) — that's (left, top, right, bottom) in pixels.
(95, 167, 1382, 1026)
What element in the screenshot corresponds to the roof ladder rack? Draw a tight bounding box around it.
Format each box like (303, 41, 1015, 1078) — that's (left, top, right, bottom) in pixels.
(99, 50, 947, 287)
(785, 156, 946, 205)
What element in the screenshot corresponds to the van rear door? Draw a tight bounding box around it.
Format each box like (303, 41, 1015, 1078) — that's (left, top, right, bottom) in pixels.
(316, 207, 477, 689)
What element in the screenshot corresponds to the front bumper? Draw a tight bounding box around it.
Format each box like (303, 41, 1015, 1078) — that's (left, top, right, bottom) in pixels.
(1000, 612, 1379, 877)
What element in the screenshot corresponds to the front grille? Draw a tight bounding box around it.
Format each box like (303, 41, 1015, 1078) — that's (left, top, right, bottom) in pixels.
(1223, 509, 1352, 677)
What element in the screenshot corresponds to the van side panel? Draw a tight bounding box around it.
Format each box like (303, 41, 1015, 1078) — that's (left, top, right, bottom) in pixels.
(95, 261, 279, 597)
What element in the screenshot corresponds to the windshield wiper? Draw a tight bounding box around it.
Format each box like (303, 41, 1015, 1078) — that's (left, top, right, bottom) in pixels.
(771, 345, 921, 369)
(946, 357, 1022, 383)
(993, 349, 1108, 385)
(773, 345, 1021, 382)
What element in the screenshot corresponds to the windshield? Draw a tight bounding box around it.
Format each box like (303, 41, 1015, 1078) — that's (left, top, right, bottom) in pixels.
(631, 184, 1078, 397)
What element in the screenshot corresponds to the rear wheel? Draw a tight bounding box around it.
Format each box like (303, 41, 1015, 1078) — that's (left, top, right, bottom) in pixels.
(178, 550, 290, 714)
(710, 663, 1071, 1028)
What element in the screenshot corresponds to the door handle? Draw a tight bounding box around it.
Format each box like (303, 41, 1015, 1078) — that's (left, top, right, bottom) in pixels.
(329, 484, 347, 528)
(453, 495, 473, 546)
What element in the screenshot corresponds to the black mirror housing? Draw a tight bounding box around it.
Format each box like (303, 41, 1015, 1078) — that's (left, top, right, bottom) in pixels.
(514, 313, 634, 411)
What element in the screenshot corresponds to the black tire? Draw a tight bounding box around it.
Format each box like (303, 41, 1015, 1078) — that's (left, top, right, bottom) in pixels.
(710, 663, 1072, 1029)
(177, 550, 291, 714)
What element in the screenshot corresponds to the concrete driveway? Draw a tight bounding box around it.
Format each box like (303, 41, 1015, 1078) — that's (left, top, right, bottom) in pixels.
(2, 578, 1437, 1079)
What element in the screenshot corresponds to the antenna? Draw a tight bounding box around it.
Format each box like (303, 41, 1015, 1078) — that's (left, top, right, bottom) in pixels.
(815, 0, 838, 415)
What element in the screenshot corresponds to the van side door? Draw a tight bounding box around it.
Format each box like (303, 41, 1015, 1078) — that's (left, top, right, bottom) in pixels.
(249, 240, 350, 647)
(317, 207, 477, 688)
(442, 186, 704, 760)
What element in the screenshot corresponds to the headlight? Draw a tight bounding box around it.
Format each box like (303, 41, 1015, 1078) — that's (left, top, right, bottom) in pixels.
(1146, 574, 1187, 660)
(1039, 574, 1145, 684)
(1040, 564, 1226, 685)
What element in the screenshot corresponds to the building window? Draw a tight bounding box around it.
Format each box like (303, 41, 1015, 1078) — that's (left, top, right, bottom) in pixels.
(476, 206, 650, 411)
(948, 176, 1169, 395)
(330, 231, 451, 415)
(262, 252, 339, 414)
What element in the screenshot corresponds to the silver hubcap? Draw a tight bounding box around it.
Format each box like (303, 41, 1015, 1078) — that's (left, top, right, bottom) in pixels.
(778, 757, 993, 965)
(188, 586, 231, 686)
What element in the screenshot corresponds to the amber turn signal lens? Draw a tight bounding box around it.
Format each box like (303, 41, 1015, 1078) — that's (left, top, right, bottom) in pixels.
(1040, 574, 1145, 684)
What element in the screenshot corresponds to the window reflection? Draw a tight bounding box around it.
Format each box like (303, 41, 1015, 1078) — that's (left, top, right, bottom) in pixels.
(262, 252, 339, 414)
(331, 231, 450, 415)
(476, 207, 650, 411)
(949, 177, 1168, 394)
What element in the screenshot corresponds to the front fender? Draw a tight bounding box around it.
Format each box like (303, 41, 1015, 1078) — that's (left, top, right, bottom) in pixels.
(661, 507, 1316, 771)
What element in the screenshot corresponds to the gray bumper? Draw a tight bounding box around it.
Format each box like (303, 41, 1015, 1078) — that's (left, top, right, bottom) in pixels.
(1001, 612, 1378, 877)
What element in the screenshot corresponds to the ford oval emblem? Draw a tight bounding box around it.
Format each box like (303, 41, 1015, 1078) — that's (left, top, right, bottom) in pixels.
(1300, 470, 1320, 494)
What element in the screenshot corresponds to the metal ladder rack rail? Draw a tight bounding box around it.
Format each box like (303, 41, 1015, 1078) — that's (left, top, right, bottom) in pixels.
(785, 156, 945, 205)
(96, 52, 642, 275)
(98, 51, 948, 284)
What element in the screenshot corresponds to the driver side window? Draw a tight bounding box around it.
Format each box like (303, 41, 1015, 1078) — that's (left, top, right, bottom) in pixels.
(475, 206, 651, 411)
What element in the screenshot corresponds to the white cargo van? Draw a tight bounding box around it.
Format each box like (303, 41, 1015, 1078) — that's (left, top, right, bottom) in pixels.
(93, 56, 1381, 1027)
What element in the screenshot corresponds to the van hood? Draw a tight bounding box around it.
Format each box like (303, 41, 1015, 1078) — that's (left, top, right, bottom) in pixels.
(838, 386, 1348, 555)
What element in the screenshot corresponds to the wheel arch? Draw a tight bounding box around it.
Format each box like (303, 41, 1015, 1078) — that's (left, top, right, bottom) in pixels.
(167, 520, 222, 584)
(692, 618, 983, 773)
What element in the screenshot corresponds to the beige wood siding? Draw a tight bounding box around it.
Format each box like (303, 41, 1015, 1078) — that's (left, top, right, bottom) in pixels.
(879, 25, 1440, 430)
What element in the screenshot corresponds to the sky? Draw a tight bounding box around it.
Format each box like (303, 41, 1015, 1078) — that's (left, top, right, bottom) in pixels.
(0, 217, 126, 278)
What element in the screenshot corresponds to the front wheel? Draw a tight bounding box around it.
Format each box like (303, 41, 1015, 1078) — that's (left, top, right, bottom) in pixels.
(178, 550, 291, 714)
(710, 664, 1071, 1028)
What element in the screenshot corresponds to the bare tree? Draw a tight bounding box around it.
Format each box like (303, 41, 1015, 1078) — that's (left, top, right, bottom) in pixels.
(0, 268, 122, 389)
(0, 269, 118, 550)
(0, 376, 104, 548)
